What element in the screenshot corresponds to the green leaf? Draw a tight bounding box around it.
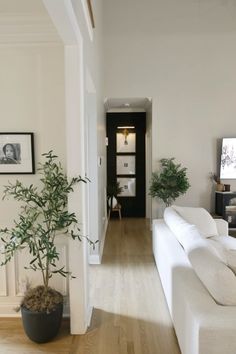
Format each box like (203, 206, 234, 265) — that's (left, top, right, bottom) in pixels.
(149, 158, 190, 206)
(0, 150, 98, 289)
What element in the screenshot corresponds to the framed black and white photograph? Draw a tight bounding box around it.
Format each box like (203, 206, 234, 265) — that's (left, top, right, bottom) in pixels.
(116, 132, 136, 153)
(0, 133, 35, 174)
(117, 177, 136, 197)
(220, 138, 236, 179)
(116, 155, 135, 175)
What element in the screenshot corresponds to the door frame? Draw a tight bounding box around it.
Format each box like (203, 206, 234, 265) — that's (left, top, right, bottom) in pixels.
(105, 99, 153, 220)
(106, 112, 146, 217)
(42, 0, 91, 334)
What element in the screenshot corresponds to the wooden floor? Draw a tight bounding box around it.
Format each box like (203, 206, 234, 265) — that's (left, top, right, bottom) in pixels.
(0, 218, 180, 354)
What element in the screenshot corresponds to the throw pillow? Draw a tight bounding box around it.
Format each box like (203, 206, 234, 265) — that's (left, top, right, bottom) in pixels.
(208, 236, 236, 275)
(172, 205, 218, 238)
(186, 237, 236, 306)
(164, 207, 203, 247)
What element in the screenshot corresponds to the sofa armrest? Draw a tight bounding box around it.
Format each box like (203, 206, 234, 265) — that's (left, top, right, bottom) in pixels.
(215, 218, 228, 235)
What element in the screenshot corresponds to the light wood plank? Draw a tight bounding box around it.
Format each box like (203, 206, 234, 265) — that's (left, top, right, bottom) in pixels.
(0, 318, 71, 353)
(76, 218, 180, 354)
(0, 218, 180, 354)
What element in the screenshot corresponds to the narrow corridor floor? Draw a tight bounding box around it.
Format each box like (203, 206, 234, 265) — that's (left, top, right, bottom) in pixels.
(75, 218, 181, 354)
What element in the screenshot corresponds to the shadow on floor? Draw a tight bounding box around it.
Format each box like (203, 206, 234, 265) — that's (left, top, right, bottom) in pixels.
(72, 308, 181, 354)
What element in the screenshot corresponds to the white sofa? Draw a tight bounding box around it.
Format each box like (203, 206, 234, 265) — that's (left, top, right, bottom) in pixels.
(152, 207, 236, 354)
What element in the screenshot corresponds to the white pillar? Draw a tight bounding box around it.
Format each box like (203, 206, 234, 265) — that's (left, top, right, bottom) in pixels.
(42, 0, 90, 334)
(65, 45, 90, 334)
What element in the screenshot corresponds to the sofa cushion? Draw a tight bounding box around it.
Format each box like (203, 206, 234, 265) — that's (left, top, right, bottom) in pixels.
(186, 238, 236, 305)
(172, 205, 218, 238)
(208, 236, 236, 275)
(164, 207, 203, 247)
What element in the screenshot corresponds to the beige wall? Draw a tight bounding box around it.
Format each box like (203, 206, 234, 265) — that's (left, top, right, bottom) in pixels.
(0, 45, 65, 227)
(104, 0, 236, 215)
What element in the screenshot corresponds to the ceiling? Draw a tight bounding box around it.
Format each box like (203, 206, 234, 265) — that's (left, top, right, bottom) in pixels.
(0, 0, 46, 13)
(0, 0, 61, 44)
(105, 97, 152, 112)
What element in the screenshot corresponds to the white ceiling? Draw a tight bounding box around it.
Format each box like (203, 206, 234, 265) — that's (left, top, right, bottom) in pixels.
(0, 0, 47, 14)
(105, 97, 152, 112)
(0, 0, 61, 44)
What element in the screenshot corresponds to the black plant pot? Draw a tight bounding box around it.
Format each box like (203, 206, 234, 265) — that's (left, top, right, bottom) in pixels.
(21, 302, 63, 343)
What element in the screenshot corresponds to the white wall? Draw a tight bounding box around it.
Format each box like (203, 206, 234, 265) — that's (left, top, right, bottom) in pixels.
(104, 0, 236, 215)
(0, 44, 66, 314)
(0, 44, 65, 226)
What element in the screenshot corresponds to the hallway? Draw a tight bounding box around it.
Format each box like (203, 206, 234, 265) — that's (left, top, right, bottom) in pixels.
(76, 218, 181, 354)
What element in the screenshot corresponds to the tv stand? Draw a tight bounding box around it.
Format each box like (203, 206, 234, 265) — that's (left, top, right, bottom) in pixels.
(215, 191, 236, 228)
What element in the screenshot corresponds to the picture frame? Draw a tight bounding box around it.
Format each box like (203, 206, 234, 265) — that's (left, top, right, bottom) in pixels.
(116, 132, 136, 153)
(117, 177, 136, 197)
(117, 155, 135, 175)
(0, 133, 35, 174)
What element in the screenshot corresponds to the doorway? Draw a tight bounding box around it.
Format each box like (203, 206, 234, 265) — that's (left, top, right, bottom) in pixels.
(107, 112, 146, 217)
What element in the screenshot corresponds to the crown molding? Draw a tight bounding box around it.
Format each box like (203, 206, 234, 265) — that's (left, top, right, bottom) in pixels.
(0, 14, 61, 44)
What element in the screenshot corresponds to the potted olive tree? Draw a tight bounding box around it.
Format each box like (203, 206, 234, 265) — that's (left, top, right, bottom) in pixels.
(149, 158, 190, 207)
(0, 151, 94, 343)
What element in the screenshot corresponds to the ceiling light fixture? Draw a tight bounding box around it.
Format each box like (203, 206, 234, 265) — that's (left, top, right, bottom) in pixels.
(117, 126, 135, 129)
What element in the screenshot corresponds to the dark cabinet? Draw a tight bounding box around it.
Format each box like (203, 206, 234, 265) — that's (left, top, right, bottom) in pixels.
(215, 192, 236, 228)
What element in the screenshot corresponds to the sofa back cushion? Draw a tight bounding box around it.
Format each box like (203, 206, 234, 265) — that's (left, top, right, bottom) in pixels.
(186, 238, 236, 305)
(172, 205, 218, 238)
(164, 207, 204, 247)
(208, 236, 236, 275)
(164, 206, 236, 305)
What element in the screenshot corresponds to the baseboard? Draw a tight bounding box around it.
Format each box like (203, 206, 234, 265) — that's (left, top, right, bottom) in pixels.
(89, 217, 108, 265)
(99, 217, 108, 261)
(86, 305, 93, 327)
(0, 304, 21, 317)
(0, 296, 70, 317)
(89, 254, 101, 264)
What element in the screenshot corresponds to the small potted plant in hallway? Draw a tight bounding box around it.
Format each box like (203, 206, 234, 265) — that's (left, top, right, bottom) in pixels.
(149, 157, 190, 207)
(0, 151, 93, 343)
(107, 182, 123, 218)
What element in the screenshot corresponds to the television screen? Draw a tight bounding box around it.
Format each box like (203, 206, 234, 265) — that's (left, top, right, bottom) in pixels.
(220, 138, 236, 179)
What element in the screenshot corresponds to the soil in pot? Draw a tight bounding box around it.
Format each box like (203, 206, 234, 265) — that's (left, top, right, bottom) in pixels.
(21, 286, 63, 343)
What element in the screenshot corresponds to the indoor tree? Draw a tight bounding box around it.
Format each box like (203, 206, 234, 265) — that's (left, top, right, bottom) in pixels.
(0, 151, 95, 313)
(149, 157, 190, 207)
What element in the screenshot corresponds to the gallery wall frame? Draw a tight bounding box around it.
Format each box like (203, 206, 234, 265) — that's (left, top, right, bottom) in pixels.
(116, 155, 135, 175)
(116, 132, 136, 153)
(117, 177, 136, 197)
(0, 133, 35, 174)
(220, 138, 236, 179)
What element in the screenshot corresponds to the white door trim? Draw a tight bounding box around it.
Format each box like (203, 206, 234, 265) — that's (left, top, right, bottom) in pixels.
(42, 0, 90, 334)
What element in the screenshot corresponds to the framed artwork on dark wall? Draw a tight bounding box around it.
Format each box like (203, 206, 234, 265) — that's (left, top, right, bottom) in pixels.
(117, 177, 136, 197)
(0, 133, 35, 174)
(116, 155, 135, 175)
